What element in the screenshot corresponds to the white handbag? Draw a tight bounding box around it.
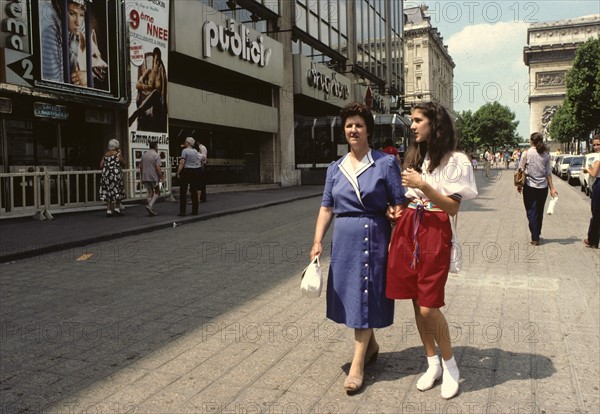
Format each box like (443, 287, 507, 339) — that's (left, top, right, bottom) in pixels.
(546, 196, 558, 215)
(300, 256, 323, 298)
(449, 215, 461, 274)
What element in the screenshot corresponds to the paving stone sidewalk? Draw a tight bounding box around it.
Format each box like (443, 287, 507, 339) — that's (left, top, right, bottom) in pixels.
(0, 168, 598, 413)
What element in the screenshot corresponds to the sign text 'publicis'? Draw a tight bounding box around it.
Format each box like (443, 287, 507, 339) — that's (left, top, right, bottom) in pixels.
(203, 19, 272, 67)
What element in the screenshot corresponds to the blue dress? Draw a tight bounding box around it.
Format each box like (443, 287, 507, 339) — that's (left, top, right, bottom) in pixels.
(322, 150, 406, 328)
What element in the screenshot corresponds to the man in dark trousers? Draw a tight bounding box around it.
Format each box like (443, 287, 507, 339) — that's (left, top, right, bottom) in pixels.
(176, 137, 201, 216)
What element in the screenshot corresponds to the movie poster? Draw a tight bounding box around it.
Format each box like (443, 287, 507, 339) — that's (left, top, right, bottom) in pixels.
(126, 0, 170, 193)
(37, 0, 110, 91)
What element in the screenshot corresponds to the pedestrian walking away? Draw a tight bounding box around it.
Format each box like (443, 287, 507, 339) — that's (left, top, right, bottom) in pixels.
(310, 102, 406, 395)
(386, 101, 478, 400)
(139, 141, 164, 216)
(197, 140, 208, 202)
(193, 139, 208, 204)
(516, 132, 558, 246)
(99, 139, 126, 217)
(582, 133, 600, 248)
(177, 137, 201, 216)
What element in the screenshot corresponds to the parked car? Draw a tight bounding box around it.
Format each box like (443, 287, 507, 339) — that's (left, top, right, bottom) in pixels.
(557, 155, 574, 179)
(580, 153, 600, 196)
(550, 153, 560, 170)
(553, 155, 564, 175)
(566, 156, 584, 185)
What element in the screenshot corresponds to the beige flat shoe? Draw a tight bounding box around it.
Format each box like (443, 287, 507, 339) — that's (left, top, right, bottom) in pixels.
(343, 374, 364, 394)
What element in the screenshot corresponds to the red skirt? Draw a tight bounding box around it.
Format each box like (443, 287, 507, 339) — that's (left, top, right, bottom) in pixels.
(386, 208, 452, 308)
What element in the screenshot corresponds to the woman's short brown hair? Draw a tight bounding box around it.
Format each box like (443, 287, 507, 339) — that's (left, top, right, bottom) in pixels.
(340, 102, 375, 137)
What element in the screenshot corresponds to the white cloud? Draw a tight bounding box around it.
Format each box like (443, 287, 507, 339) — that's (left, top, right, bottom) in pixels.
(447, 21, 531, 139)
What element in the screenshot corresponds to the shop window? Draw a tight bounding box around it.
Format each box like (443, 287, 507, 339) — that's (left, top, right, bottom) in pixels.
(6, 120, 58, 170)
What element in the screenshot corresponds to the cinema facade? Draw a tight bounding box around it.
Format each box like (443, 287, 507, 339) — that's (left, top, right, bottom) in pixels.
(1, 0, 408, 217)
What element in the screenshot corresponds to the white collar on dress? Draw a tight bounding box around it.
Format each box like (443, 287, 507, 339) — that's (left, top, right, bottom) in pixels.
(338, 150, 374, 207)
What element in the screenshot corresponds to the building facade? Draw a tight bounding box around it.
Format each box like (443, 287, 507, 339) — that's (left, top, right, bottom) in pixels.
(1, 0, 407, 216)
(523, 14, 600, 139)
(403, 4, 454, 112)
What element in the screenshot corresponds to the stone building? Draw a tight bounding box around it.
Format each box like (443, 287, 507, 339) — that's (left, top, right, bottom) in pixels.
(523, 14, 600, 139)
(403, 4, 455, 112)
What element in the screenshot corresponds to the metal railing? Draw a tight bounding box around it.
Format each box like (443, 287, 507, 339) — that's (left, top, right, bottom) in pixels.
(0, 169, 171, 220)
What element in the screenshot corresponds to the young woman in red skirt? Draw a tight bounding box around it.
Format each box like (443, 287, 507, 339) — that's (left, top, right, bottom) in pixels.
(386, 102, 477, 399)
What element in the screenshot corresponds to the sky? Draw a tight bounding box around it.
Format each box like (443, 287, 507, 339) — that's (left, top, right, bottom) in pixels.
(405, 0, 600, 140)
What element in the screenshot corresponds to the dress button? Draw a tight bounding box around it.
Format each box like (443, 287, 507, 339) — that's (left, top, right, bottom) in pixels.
(365, 237, 368, 241)
(364, 224, 368, 228)
(364, 250, 368, 254)
(364, 263, 368, 267)
(364, 277, 368, 280)
(364, 289, 368, 293)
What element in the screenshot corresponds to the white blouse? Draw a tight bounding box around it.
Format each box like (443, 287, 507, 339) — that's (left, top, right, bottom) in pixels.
(405, 151, 478, 202)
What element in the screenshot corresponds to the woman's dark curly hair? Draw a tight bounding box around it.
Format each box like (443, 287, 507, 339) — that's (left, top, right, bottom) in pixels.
(340, 102, 375, 137)
(403, 101, 456, 173)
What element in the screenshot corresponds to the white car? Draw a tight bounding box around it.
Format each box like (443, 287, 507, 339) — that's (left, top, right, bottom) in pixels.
(580, 153, 600, 196)
(557, 155, 574, 179)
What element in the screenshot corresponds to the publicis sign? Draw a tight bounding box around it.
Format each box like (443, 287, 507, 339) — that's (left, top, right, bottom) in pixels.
(171, 2, 282, 84)
(203, 19, 272, 67)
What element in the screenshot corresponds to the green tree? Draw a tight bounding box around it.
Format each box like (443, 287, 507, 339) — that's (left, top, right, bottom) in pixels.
(455, 110, 479, 152)
(548, 100, 583, 144)
(564, 36, 600, 137)
(472, 102, 521, 151)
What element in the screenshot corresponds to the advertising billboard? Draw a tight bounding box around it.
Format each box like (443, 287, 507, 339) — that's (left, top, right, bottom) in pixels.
(125, 0, 170, 194)
(1, 0, 126, 102)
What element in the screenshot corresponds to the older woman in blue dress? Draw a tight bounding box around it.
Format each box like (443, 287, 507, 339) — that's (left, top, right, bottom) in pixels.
(310, 103, 406, 394)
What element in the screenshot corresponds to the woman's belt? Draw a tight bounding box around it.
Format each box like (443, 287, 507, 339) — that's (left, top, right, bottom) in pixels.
(407, 199, 444, 269)
(408, 199, 443, 212)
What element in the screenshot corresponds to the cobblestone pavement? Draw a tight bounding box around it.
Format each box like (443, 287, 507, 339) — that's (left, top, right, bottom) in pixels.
(0, 169, 598, 413)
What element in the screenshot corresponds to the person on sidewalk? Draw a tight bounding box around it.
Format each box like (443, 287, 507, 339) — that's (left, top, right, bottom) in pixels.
(386, 101, 478, 399)
(193, 140, 208, 203)
(382, 138, 401, 164)
(483, 148, 492, 178)
(310, 102, 406, 395)
(582, 134, 600, 248)
(139, 141, 163, 216)
(517, 132, 558, 246)
(176, 137, 201, 216)
(99, 139, 126, 217)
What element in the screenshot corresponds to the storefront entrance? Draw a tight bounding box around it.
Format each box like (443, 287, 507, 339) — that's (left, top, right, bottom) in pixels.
(170, 124, 263, 185)
(1, 118, 106, 174)
(1, 112, 111, 215)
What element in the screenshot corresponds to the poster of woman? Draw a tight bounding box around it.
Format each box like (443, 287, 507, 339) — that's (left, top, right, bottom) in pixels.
(38, 0, 110, 91)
